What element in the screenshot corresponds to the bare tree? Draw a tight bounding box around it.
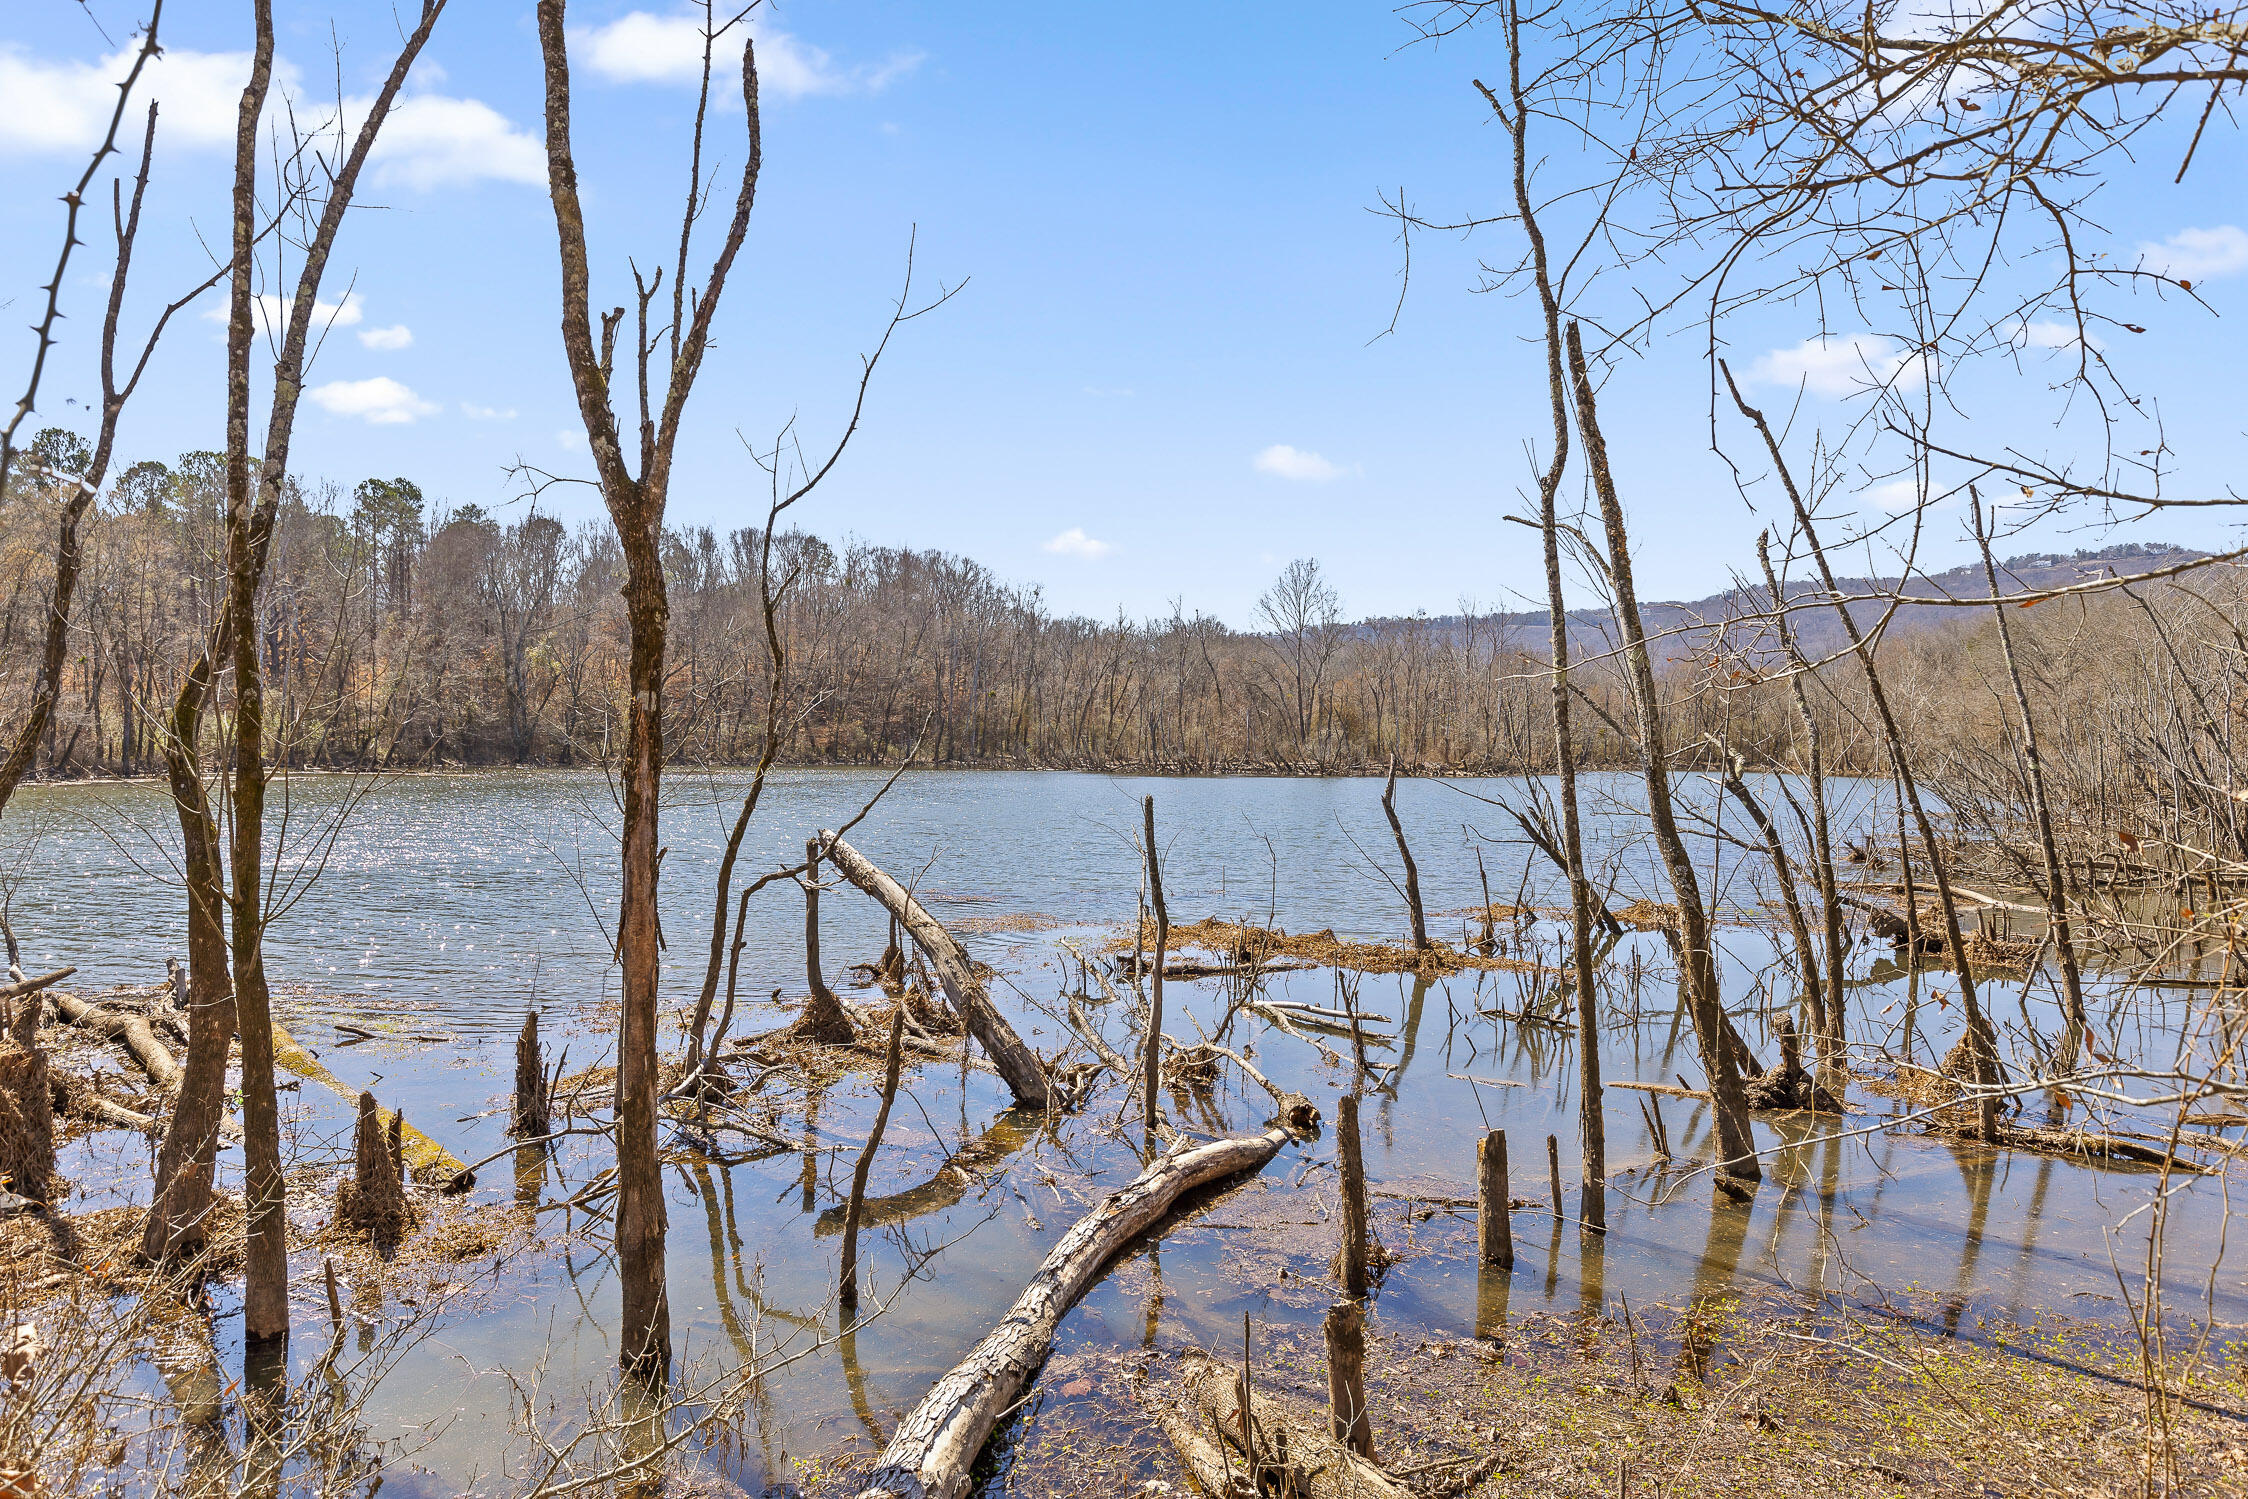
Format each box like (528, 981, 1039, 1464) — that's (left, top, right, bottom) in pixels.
(1257, 558, 1346, 757)
(534, 0, 765, 1378)
(144, 3, 451, 1342)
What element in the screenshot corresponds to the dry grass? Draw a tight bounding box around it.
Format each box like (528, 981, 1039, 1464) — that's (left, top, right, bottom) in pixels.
(930, 1292, 2248, 1499)
(1111, 915, 1558, 978)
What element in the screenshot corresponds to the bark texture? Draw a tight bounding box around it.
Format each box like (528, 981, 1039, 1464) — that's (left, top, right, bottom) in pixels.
(821, 832, 1052, 1109)
(850, 1125, 1290, 1499)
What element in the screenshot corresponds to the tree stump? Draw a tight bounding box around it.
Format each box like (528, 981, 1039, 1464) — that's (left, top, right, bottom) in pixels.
(511, 1010, 551, 1138)
(335, 1091, 413, 1246)
(0, 1009, 53, 1204)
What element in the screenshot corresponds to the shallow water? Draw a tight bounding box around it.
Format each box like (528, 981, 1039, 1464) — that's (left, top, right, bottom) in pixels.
(5, 768, 2239, 1494)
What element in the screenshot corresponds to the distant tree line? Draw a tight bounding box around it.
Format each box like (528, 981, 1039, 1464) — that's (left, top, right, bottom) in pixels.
(0, 424, 2229, 792)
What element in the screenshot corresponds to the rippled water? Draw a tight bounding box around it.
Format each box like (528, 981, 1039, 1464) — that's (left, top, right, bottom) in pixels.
(4, 769, 2236, 1494)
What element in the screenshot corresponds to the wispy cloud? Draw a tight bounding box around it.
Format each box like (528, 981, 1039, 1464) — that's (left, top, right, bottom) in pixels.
(581, 10, 922, 99)
(1042, 526, 1113, 560)
(1748, 333, 1932, 399)
(308, 377, 438, 425)
(358, 324, 413, 351)
(461, 402, 517, 421)
(206, 292, 366, 340)
(1253, 444, 1344, 482)
(2136, 225, 2248, 284)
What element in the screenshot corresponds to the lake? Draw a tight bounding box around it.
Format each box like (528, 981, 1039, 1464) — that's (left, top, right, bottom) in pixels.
(3, 767, 2231, 1494)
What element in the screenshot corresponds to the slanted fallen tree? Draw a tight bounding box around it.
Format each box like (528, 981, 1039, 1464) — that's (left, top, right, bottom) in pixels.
(850, 1124, 1298, 1499)
(820, 832, 1052, 1110)
(51, 989, 183, 1096)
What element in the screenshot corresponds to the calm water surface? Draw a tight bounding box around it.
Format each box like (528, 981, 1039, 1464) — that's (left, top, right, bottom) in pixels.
(3, 769, 2236, 1493)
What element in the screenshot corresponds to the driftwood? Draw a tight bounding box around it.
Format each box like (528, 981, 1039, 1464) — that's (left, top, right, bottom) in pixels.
(1170, 1348, 1415, 1499)
(821, 832, 1052, 1110)
(48, 1076, 156, 1133)
(51, 990, 184, 1095)
(1610, 1080, 1711, 1102)
(850, 1125, 1293, 1499)
(0, 967, 73, 1005)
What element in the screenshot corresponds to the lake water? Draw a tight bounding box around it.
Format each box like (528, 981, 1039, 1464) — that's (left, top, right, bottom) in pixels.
(3, 768, 2235, 1494)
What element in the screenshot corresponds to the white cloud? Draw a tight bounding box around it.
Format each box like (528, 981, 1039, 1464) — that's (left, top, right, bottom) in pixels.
(308, 376, 438, 425)
(1748, 333, 1932, 399)
(358, 324, 413, 351)
(2135, 225, 2248, 283)
(1042, 527, 1113, 559)
(360, 93, 544, 189)
(1867, 479, 1923, 512)
(2004, 318, 2100, 352)
(580, 10, 922, 99)
(462, 402, 517, 421)
(0, 43, 540, 189)
(1253, 444, 1344, 482)
(205, 291, 367, 340)
(0, 43, 260, 153)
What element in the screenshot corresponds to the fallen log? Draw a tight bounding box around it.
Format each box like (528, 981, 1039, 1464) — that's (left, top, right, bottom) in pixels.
(1937, 1117, 2223, 1174)
(1169, 1348, 1415, 1499)
(49, 1077, 156, 1133)
(270, 1020, 473, 1190)
(851, 1124, 1294, 1499)
(0, 967, 74, 1004)
(821, 832, 1052, 1110)
(50, 990, 184, 1095)
(1610, 1079, 1711, 1102)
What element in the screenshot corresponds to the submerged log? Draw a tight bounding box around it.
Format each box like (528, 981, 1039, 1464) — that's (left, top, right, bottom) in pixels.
(821, 832, 1052, 1110)
(270, 1020, 473, 1189)
(850, 1124, 1293, 1499)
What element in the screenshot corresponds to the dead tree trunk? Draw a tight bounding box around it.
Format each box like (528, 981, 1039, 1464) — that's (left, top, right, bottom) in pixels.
(0, 996, 53, 1203)
(535, 0, 761, 1374)
(1142, 794, 1168, 1135)
(820, 833, 1052, 1109)
(1971, 493, 2089, 1069)
(1335, 1092, 1381, 1296)
(1571, 323, 1759, 1180)
(1477, 1129, 1513, 1268)
(799, 838, 857, 1044)
(334, 1091, 411, 1246)
(1482, 34, 1606, 1229)
(1324, 1299, 1373, 1459)
(1380, 761, 1429, 952)
(511, 1010, 550, 1139)
(851, 1125, 1291, 1499)
(1724, 363, 1999, 1142)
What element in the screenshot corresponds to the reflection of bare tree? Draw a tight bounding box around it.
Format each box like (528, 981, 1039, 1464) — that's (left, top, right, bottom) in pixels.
(812, 1109, 1039, 1236)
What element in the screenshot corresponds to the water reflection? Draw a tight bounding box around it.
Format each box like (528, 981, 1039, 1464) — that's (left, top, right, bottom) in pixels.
(5, 769, 2241, 1493)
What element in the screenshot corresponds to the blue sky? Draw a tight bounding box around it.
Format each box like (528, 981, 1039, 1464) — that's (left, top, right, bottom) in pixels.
(3, 1, 2243, 626)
